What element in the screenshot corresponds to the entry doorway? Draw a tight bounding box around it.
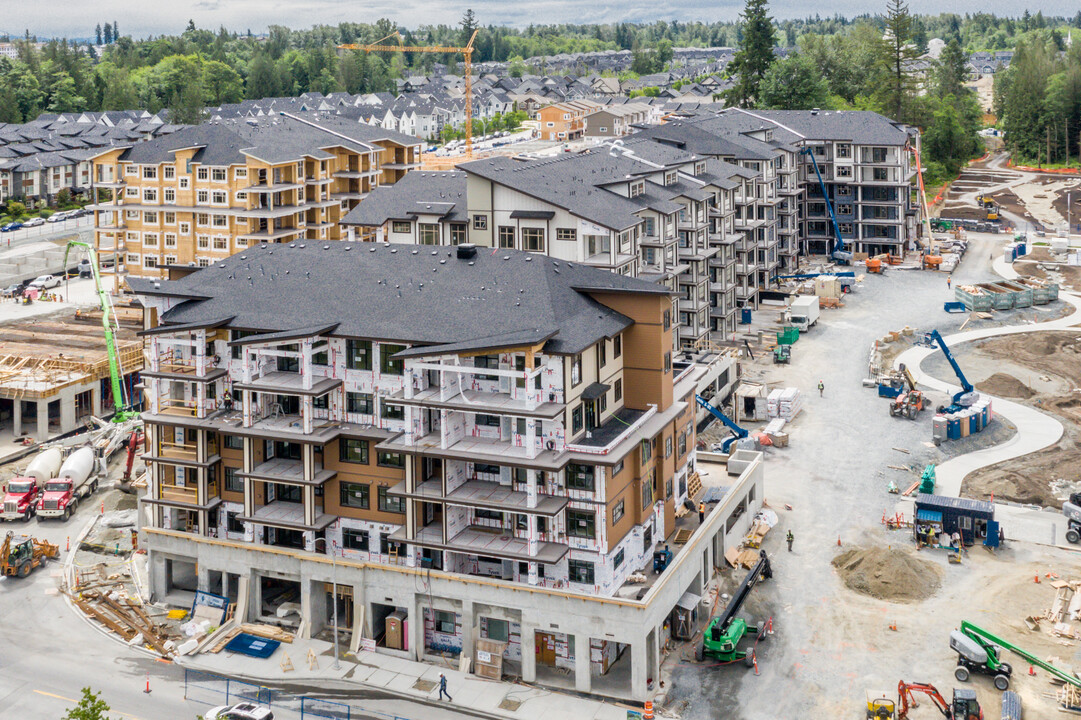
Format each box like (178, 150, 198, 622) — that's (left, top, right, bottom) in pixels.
(536, 631, 557, 666)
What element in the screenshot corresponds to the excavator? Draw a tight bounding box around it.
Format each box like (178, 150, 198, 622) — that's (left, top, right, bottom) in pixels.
(896, 681, 982, 720)
(1, 530, 59, 578)
(889, 363, 926, 420)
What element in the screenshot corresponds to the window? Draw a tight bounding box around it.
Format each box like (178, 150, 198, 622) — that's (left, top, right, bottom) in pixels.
(227, 512, 244, 534)
(125, 165, 138, 176)
(569, 560, 594, 585)
(164, 187, 176, 203)
(571, 354, 582, 386)
(473, 215, 487, 230)
(378, 485, 405, 513)
(339, 482, 370, 508)
(614, 378, 623, 402)
(213, 236, 228, 250)
(663, 310, 671, 330)
(522, 227, 544, 252)
(642, 475, 654, 506)
(380, 344, 404, 375)
(678, 430, 687, 457)
(378, 452, 404, 468)
(339, 438, 369, 464)
(143, 188, 158, 203)
(224, 466, 243, 493)
(345, 340, 371, 370)
(567, 463, 596, 491)
(223, 434, 243, 450)
(211, 168, 227, 182)
(346, 392, 373, 414)
(212, 190, 227, 204)
(433, 610, 456, 634)
(234, 166, 248, 179)
(179, 221, 190, 235)
(125, 187, 138, 198)
(572, 405, 583, 434)
(664, 352, 671, 374)
(450, 224, 466, 245)
(475, 509, 504, 523)
(143, 256, 158, 268)
(665, 436, 673, 458)
(342, 528, 369, 551)
(212, 215, 227, 228)
(837, 165, 852, 178)
(567, 508, 596, 539)
(143, 233, 159, 247)
(641, 438, 652, 463)
(143, 211, 158, 224)
(873, 167, 889, 181)
(381, 401, 404, 421)
(196, 213, 209, 226)
(197, 235, 210, 250)
(418, 223, 439, 245)
(498, 226, 515, 248)
(613, 335, 622, 358)
(163, 166, 175, 180)
(611, 497, 625, 523)
(475, 414, 501, 427)
(179, 177, 190, 189)
(197, 167, 209, 180)
(142, 166, 157, 179)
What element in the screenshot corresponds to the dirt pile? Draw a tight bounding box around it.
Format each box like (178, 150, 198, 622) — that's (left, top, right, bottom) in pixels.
(832, 546, 943, 602)
(977, 373, 1036, 399)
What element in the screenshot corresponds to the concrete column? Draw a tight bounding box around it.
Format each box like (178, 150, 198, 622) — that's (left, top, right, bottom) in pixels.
(461, 601, 475, 665)
(304, 576, 328, 639)
(630, 635, 648, 702)
(12, 400, 21, 437)
(36, 399, 48, 441)
(197, 564, 211, 592)
(574, 633, 591, 693)
(520, 625, 536, 682)
(411, 596, 426, 660)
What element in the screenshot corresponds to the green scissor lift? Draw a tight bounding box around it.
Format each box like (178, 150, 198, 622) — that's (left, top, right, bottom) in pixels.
(952, 620, 1081, 692)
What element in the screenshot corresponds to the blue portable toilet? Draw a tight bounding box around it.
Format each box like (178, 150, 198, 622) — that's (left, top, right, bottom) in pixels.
(740, 308, 752, 324)
(969, 412, 979, 434)
(947, 415, 961, 440)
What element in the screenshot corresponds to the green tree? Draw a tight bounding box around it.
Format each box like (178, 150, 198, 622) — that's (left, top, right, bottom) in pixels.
(508, 56, 526, 78)
(95, 24, 102, 46)
(63, 687, 113, 720)
(203, 60, 243, 104)
(102, 23, 112, 45)
(758, 54, 831, 110)
(723, 0, 777, 108)
(877, 0, 919, 122)
(934, 37, 967, 100)
(461, 9, 478, 46)
(6, 201, 26, 218)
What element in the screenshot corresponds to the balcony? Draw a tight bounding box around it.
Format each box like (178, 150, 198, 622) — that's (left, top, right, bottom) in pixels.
(387, 386, 563, 420)
(391, 524, 568, 565)
(244, 182, 304, 194)
(235, 204, 311, 220)
(145, 481, 222, 510)
(379, 431, 562, 468)
(239, 500, 335, 532)
(143, 349, 227, 383)
(565, 406, 652, 456)
(239, 457, 336, 486)
(144, 441, 220, 468)
(236, 226, 306, 242)
(388, 478, 567, 515)
(233, 370, 342, 397)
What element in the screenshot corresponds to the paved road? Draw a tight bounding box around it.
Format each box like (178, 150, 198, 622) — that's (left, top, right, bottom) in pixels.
(0, 487, 476, 720)
(667, 234, 1036, 718)
(0, 216, 93, 253)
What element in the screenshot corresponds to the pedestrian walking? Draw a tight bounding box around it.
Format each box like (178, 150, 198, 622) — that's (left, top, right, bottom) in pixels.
(438, 673, 452, 702)
(786, 530, 794, 552)
(817, 380, 824, 397)
(947, 276, 951, 289)
(698, 501, 706, 525)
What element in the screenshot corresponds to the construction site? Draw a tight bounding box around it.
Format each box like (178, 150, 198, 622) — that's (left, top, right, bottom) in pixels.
(7, 143, 1081, 720)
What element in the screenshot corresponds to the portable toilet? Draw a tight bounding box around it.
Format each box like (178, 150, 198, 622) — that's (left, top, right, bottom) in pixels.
(933, 415, 948, 443)
(969, 411, 980, 435)
(958, 410, 971, 437)
(740, 308, 752, 325)
(947, 415, 962, 440)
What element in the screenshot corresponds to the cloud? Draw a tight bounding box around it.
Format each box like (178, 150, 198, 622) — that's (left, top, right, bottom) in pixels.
(29, 0, 1074, 39)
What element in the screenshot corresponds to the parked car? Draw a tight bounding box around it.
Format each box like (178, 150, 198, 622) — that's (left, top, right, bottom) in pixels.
(29, 274, 61, 290)
(204, 703, 274, 720)
(77, 259, 93, 278)
(2, 280, 30, 297)
(22, 217, 45, 227)
(1, 222, 23, 232)
(46, 211, 69, 223)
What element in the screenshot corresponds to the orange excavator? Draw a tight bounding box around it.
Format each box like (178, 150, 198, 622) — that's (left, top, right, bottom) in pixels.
(897, 681, 982, 720)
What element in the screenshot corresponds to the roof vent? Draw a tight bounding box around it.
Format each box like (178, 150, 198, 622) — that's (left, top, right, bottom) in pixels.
(811, 108, 820, 115)
(456, 243, 477, 259)
(411, 249, 419, 254)
(390, 248, 397, 253)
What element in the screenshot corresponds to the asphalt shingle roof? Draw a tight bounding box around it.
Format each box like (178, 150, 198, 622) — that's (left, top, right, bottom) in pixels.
(340, 171, 467, 226)
(131, 242, 669, 356)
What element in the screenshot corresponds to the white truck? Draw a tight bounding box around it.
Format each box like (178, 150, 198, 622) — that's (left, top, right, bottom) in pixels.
(787, 295, 821, 332)
(36, 447, 98, 521)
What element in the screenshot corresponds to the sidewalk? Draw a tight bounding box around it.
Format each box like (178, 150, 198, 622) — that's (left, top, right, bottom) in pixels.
(179, 642, 634, 720)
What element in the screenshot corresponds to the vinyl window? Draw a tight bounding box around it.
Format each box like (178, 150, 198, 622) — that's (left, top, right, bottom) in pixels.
(569, 560, 594, 584)
(339, 438, 369, 464)
(339, 482, 370, 508)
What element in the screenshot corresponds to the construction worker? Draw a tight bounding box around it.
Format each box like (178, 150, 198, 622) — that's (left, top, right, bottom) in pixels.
(817, 380, 824, 397)
(786, 530, 794, 552)
(438, 673, 452, 702)
(947, 276, 951, 289)
(698, 502, 706, 525)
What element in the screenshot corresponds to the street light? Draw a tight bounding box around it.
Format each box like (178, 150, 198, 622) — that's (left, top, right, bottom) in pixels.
(313, 536, 341, 669)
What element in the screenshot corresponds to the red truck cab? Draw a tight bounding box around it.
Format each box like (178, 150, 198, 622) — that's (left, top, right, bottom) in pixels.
(37, 479, 77, 520)
(1, 477, 40, 521)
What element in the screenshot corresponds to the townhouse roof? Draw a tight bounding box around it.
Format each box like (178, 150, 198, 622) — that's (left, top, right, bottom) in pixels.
(340, 171, 467, 227)
(130, 243, 668, 357)
(748, 109, 912, 145)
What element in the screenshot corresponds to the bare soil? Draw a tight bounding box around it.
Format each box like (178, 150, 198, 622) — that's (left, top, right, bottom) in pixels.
(832, 546, 943, 602)
(962, 434, 1081, 507)
(976, 372, 1035, 399)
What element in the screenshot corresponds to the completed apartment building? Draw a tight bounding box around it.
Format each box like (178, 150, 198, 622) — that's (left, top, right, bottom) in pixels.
(89, 114, 421, 283)
(130, 242, 765, 701)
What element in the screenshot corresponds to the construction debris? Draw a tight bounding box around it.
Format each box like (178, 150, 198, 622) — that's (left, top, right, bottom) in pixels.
(65, 563, 174, 657)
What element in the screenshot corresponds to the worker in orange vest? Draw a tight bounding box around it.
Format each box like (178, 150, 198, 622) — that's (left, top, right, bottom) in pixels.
(698, 502, 706, 525)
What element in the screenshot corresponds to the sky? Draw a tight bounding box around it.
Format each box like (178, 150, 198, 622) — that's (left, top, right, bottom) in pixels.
(19, 0, 1078, 40)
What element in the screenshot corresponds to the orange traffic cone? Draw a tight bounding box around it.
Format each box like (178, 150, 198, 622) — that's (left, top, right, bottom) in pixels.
(837, 536, 842, 547)
(1029, 665, 1036, 676)
(752, 653, 760, 676)
(143, 672, 151, 694)
(1035, 575, 1041, 584)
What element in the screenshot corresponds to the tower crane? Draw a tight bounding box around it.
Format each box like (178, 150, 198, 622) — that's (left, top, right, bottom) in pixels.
(339, 30, 480, 157)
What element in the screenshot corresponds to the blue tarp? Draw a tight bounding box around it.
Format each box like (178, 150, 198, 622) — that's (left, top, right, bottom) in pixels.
(224, 633, 281, 659)
(916, 509, 943, 523)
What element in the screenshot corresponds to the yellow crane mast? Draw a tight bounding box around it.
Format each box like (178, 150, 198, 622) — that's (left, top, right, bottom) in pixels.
(339, 30, 480, 157)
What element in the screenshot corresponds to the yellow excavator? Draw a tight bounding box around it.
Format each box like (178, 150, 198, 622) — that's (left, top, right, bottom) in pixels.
(1, 530, 59, 578)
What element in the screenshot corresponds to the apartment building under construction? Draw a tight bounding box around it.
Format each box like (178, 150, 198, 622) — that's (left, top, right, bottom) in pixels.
(129, 242, 764, 701)
(88, 114, 421, 285)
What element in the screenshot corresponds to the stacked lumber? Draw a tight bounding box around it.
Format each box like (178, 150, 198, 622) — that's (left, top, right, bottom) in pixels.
(70, 587, 173, 657)
(686, 472, 702, 500)
(724, 546, 760, 570)
(742, 519, 771, 549)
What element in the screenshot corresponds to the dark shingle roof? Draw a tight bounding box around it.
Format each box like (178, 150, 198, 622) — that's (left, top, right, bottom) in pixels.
(135, 243, 669, 356)
(340, 171, 467, 227)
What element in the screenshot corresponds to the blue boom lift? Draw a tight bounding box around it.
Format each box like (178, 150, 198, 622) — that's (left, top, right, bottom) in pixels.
(800, 147, 853, 265)
(695, 395, 750, 453)
(927, 329, 976, 413)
